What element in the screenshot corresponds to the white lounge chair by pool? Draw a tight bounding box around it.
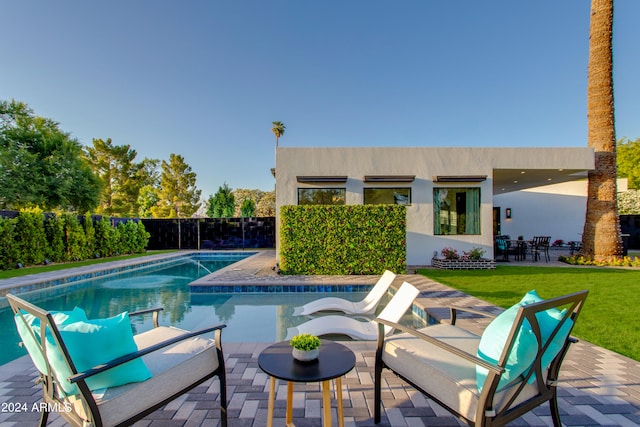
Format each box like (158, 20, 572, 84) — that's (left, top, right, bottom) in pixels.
(286, 281, 419, 341)
(292, 270, 397, 316)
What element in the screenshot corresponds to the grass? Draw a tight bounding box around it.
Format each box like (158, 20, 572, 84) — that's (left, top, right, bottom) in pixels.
(418, 265, 640, 362)
(0, 250, 178, 280)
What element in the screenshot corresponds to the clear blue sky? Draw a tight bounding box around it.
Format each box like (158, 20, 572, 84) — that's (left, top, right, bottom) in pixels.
(1, 1, 639, 199)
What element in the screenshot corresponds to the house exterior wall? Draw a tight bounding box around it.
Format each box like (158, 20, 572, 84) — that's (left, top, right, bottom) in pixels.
(275, 147, 594, 266)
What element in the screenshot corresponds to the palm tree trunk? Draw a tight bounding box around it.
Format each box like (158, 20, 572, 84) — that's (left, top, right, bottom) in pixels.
(580, 0, 622, 260)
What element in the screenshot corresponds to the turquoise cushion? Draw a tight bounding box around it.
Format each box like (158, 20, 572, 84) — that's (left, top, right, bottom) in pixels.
(476, 290, 574, 392)
(476, 297, 537, 392)
(14, 307, 88, 376)
(519, 290, 573, 383)
(49, 312, 152, 393)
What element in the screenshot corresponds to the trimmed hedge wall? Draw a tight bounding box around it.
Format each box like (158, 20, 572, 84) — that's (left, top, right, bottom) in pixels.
(0, 209, 150, 271)
(279, 205, 406, 275)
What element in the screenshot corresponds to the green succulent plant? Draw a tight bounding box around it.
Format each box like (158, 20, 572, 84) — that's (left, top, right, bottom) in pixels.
(290, 333, 321, 351)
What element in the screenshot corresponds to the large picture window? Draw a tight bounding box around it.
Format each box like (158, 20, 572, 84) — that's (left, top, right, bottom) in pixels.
(298, 188, 346, 205)
(433, 188, 480, 235)
(364, 188, 411, 205)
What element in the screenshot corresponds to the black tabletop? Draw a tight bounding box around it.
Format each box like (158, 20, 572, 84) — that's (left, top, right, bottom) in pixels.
(258, 339, 356, 383)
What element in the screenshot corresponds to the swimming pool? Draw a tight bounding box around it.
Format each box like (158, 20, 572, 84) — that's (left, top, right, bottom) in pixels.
(0, 252, 422, 366)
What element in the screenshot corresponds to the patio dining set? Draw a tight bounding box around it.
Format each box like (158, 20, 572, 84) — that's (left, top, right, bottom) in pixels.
(494, 235, 552, 262)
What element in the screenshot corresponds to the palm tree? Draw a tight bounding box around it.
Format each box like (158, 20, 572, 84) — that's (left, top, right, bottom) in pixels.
(271, 121, 286, 148)
(580, 0, 622, 260)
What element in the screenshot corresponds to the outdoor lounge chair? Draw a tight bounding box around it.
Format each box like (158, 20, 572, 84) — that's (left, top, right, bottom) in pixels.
(286, 281, 419, 341)
(293, 270, 397, 316)
(7, 293, 228, 427)
(374, 289, 588, 427)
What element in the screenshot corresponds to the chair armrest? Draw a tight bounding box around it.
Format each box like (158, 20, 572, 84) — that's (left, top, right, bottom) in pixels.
(375, 318, 503, 375)
(130, 307, 164, 328)
(449, 305, 496, 325)
(68, 323, 226, 384)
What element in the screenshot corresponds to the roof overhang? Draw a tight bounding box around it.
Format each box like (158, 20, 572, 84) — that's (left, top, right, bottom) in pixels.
(493, 169, 589, 194)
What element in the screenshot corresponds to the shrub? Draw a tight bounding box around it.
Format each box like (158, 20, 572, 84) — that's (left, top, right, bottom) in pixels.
(14, 208, 47, 265)
(559, 254, 640, 267)
(45, 215, 65, 262)
(0, 217, 18, 269)
(463, 247, 485, 260)
(441, 247, 459, 260)
(290, 333, 321, 351)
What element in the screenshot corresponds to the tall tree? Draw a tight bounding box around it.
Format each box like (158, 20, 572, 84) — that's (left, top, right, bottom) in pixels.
(150, 154, 201, 218)
(271, 121, 286, 148)
(256, 190, 276, 216)
(580, 0, 622, 260)
(207, 183, 235, 218)
(240, 198, 256, 217)
(0, 99, 100, 212)
(85, 138, 157, 217)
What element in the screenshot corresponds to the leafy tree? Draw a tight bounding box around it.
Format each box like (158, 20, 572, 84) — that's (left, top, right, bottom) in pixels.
(580, 0, 622, 260)
(271, 121, 286, 148)
(150, 154, 201, 218)
(256, 190, 276, 216)
(207, 183, 235, 218)
(617, 190, 640, 214)
(85, 138, 159, 217)
(137, 184, 160, 218)
(0, 99, 101, 212)
(240, 198, 256, 217)
(617, 137, 640, 190)
(233, 189, 262, 217)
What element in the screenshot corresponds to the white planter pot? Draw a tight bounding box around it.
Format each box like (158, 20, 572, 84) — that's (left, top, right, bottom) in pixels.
(292, 348, 319, 362)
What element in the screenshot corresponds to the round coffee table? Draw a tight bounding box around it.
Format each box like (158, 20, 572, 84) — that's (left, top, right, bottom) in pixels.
(258, 339, 356, 427)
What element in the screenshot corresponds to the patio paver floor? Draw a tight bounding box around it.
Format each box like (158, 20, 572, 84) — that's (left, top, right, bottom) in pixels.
(1, 250, 638, 426)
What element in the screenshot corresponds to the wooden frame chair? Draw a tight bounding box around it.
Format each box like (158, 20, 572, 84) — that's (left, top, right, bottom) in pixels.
(7, 293, 228, 427)
(374, 290, 588, 427)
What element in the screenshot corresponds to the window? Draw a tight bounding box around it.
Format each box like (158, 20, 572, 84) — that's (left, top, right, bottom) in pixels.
(298, 188, 346, 205)
(364, 188, 411, 205)
(433, 188, 480, 235)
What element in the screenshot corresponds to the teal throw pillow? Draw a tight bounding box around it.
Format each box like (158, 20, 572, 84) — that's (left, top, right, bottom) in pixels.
(14, 307, 88, 376)
(476, 297, 537, 392)
(519, 290, 573, 383)
(48, 312, 152, 394)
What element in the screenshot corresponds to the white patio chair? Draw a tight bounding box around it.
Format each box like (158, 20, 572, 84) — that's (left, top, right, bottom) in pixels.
(286, 281, 419, 341)
(293, 270, 397, 316)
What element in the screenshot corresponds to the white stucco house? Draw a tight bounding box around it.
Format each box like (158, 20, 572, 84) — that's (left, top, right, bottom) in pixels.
(274, 147, 595, 266)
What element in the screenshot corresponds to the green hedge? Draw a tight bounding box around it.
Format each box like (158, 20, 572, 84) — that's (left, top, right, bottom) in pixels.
(0, 210, 150, 270)
(279, 205, 406, 275)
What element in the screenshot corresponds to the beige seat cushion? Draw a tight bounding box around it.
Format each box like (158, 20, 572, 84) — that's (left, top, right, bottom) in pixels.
(382, 324, 538, 422)
(71, 326, 220, 427)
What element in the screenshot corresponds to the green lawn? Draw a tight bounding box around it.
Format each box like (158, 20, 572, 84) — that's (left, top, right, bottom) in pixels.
(418, 265, 640, 362)
(0, 250, 177, 280)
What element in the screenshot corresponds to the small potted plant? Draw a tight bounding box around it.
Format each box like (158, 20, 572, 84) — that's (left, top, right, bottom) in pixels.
(290, 333, 321, 362)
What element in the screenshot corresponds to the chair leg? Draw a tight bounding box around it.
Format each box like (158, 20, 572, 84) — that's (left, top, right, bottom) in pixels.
(219, 374, 228, 427)
(549, 391, 562, 427)
(374, 360, 382, 423)
(39, 408, 49, 427)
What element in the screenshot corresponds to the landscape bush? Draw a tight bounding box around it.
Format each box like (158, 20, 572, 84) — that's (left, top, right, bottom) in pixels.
(279, 204, 406, 275)
(0, 211, 150, 270)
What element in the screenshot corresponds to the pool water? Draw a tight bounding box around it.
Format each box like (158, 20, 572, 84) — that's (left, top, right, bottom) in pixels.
(0, 254, 423, 366)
